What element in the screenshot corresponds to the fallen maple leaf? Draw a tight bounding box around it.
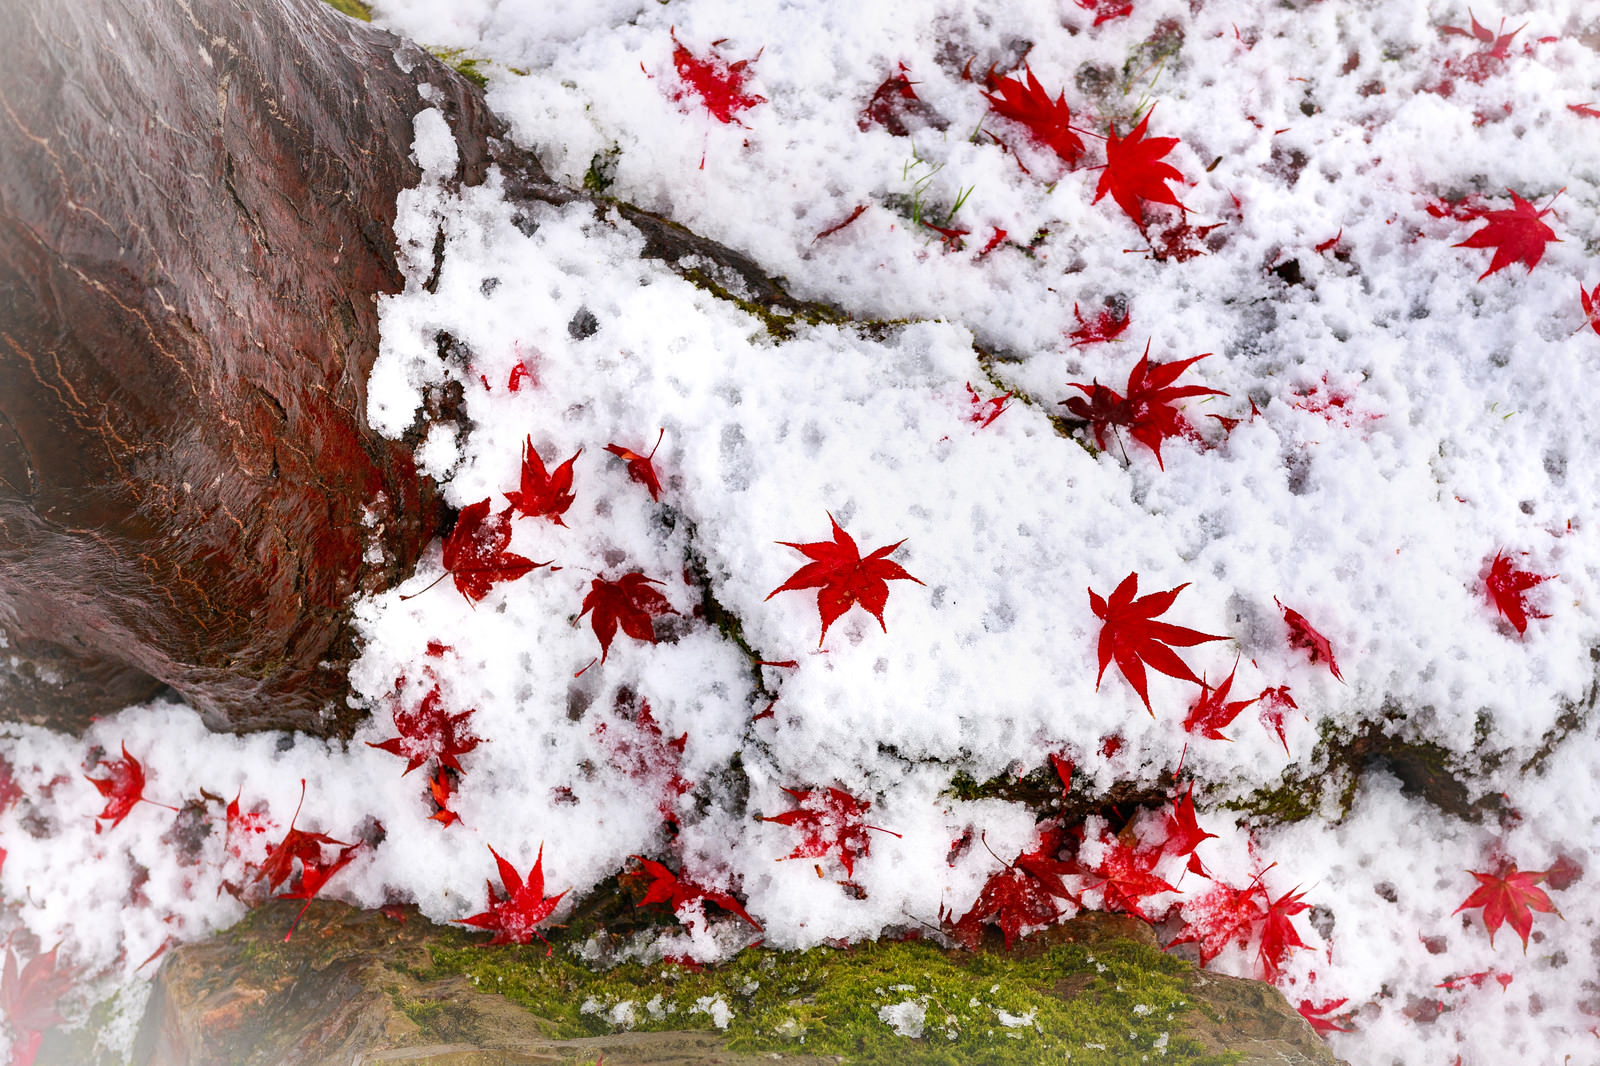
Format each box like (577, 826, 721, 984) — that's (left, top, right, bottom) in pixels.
(1164, 782, 1217, 877)
(427, 768, 462, 828)
(579, 572, 677, 661)
(965, 381, 1013, 428)
(1257, 685, 1298, 754)
(632, 856, 762, 929)
(859, 64, 945, 136)
(1454, 862, 1559, 950)
(669, 29, 764, 125)
(1087, 836, 1177, 921)
(1577, 282, 1600, 337)
(1257, 884, 1312, 981)
(605, 428, 665, 501)
(1076, 0, 1134, 25)
(441, 499, 546, 602)
(85, 742, 169, 830)
(761, 786, 900, 878)
(767, 513, 923, 647)
(594, 698, 692, 825)
(1064, 342, 1226, 468)
(1452, 189, 1560, 281)
(982, 65, 1085, 167)
(254, 781, 359, 941)
(1067, 302, 1131, 347)
(506, 438, 579, 525)
(1297, 997, 1355, 1035)
(1437, 10, 1524, 88)
(1275, 599, 1343, 682)
(1, 945, 72, 1066)
(368, 683, 481, 775)
(461, 844, 568, 951)
(1093, 108, 1188, 224)
(1570, 103, 1600, 119)
(1169, 880, 1264, 966)
(1483, 550, 1551, 635)
(1089, 572, 1226, 714)
(1182, 660, 1260, 741)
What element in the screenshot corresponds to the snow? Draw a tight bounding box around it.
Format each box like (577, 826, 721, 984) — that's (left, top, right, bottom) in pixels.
(4, 1, 1600, 1063)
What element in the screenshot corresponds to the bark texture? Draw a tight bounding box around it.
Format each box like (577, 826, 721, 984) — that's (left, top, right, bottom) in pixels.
(0, 0, 515, 733)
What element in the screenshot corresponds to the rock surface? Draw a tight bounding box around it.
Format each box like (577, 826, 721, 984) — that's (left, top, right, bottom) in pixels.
(56, 902, 1349, 1066)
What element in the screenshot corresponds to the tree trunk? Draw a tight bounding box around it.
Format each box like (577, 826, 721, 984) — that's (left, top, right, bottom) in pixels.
(0, 0, 512, 733)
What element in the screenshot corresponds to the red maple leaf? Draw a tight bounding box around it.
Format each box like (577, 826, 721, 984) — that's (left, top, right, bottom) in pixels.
(1484, 550, 1551, 635)
(982, 65, 1085, 167)
(1257, 685, 1298, 754)
(1087, 836, 1177, 921)
(760, 786, 900, 878)
(767, 514, 923, 647)
(1093, 109, 1188, 224)
(254, 781, 359, 941)
(579, 572, 677, 662)
(594, 698, 692, 825)
(965, 381, 1013, 428)
(1257, 884, 1312, 982)
(428, 768, 462, 828)
(605, 428, 665, 501)
(1297, 998, 1355, 1035)
(1275, 599, 1343, 681)
(922, 220, 969, 251)
(368, 684, 481, 775)
(85, 742, 167, 830)
(1064, 343, 1226, 468)
(1144, 219, 1223, 262)
(1580, 282, 1600, 337)
(1, 945, 72, 1066)
(1437, 11, 1524, 88)
(1067, 302, 1131, 347)
(1076, 0, 1134, 25)
(1169, 880, 1265, 966)
(950, 825, 1079, 950)
(1453, 190, 1560, 280)
(632, 856, 762, 930)
(461, 844, 568, 951)
(1454, 862, 1559, 950)
(441, 499, 546, 602)
(669, 30, 764, 125)
(858, 64, 944, 137)
(1183, 661, 1261, 742)
(1089, 572, 1225, 714)
(506, 438, 579, 525)
(1164, 782, 1217, 877)
(1570, 103, 1600, 119)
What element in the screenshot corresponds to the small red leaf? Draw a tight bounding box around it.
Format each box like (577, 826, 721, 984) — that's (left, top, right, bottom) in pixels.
(669, 29, 764, 125)
(1064, 342, 1226, 468)
(1067, 302, 1132, 347)
(506, 438, 579, 525)
(1093, 109, 1188, 224)
(579, 572, 677, 661)
(768, 514, 923, 647)
(1089, 572, 1226, 714)
(461, 844, 568, 951)
(1275, 599, 1343, 682)
(760, 786, 900, 878)
(85, 742, 148, 830)
(1454, 862, 1559, 950)
(982, 65, 1085, 167)
(605, 428, 665, 501)
(368, 684, 481, 775)
(1484, 550, 1551, 635)
(1182, 660, 1260, 742)
(1452, 189, 1560, 281)
(442, 499, 547, 602)
(965, 382, 1013, 428)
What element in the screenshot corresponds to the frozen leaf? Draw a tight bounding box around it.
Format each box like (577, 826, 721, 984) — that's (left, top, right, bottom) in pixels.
(1164, 782, 1217, 877)
(1182, 660, 1260, 741)
(605, 428, 665, 500)
(669, 30, 764, 125)
(1257, 884, 1312, 981)
(1484, 550, 1551, 635)
(1067, 302, 1131, 347)
(1454, 862, 1559, 950)
(1297, 997, 1355, 1035)
(441, 499, 546, 602)
(85, 743, 157, 830)
(1452, 190, 1559, 281)
(760, 786, 900, 878)
(1089, 572, 1226, 713)
(859, 64, 944, 136)
(965, 381, 1013, 428)
(580, 572, 677, 662)
(1276, 599, 1343, 681)
(1, 945, 72, 1066)
(1087, 836, 1177, 921)
(1257, 685, 1298, 754)
(767, 513, 923, 647)
(368, 684, 481, 775)
(632, 856, 761, 929)
(1580, 282, 1600, 337)
(1093, 109, 1188, 224)
(506, 438, 579, 525)
(461, 844, 568, 951)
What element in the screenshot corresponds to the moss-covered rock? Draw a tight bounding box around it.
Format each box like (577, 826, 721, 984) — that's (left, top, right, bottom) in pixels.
(115, 901, 1343, 1066)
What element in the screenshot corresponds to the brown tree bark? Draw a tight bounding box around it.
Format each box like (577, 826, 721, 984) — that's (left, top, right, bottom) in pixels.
(0, 0, 516, 734)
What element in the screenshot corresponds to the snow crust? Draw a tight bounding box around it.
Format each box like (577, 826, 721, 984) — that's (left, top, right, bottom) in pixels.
(4, 1, 1600, 1063)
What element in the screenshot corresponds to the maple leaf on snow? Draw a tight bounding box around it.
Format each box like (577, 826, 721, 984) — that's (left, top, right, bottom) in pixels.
(506, 437, 579, 525)
(441, 498, 546, 603)
(461, 844, 568, 951)
(579, 572, 677, 662)
(1182, 660, 1261, 742)
(632, 856, 762, 929)
(1275, 599, 1343, 682)
(1436, 10, 1524, 89)
(950, 823, 1079, 949)
(1257, 884, 1312, 982)
(760, 786, 900, 878)
(669, 29, 764, 126)
(1297, 998, 1355, 1035)
(1093, 108, 1188, 225)
(1089, 571, 1226, 714)
(1169, 880, 1264, 966)
(254, 781, 360, 941)
(1067, 301, 1131, 347)
(1, 945, 72, 1066)
(595, 698, 692, 825)
(1164, 782, 1218, 877)
(965, 381, 1013, 428)
(1580, 282, 1600, 337)
(1063, 342, 1227, 468)
(368, 683, 481, 775)
(767, 513, 923, 647)
(1454, 862, 1560, 950)
(1086, 836, 1177, 921)
(1452, 189, 1560, 281)
(982, 65, 1085, 167)
(859, 63, 946, 137)
(85, 742, 169, 830)
(428, 768, 462, 828)
(1076, 0, 1134, 26)
(1483, 550, 1551, 635)
(605, 428, 665, 501)
(1256, 685, 1299, 754)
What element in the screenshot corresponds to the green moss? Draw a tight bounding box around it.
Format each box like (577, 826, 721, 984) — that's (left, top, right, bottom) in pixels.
(584, 146, 622, 195)
(320, 0, 373, 20)
(677, 267, 848, 343)
(413, 937, 1241, 1065)
(429, 47, 491, 90)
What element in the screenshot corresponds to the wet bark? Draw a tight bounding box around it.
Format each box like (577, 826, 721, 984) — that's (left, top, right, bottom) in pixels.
(0, 0, 514, 734)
